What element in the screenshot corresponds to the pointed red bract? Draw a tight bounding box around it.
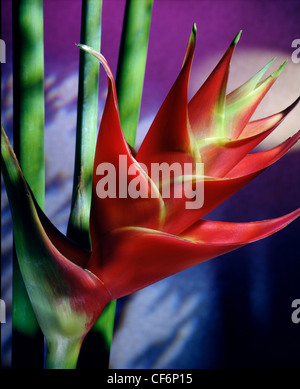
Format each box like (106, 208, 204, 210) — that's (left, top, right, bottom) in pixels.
(136, 25, 197, 171)
(188, 31, 241, 139)
(198, 98, 299, 177)
(225, 62, 286, 139)
(77, 45, 164, 239)
(226, 131, 300, 178)
(90, 73, 163, 236)
(162, 171, 260, 235)
(180, 209, 300, 243)
(239, 97, 299, 138)
(87, 209, 299, 300)
(163, 129, 299, 235)
(224, 58, 275, 108)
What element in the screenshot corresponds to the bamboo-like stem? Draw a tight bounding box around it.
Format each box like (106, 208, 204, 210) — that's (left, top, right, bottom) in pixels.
(116, 0, 153, 148)
(11, 0, 45, 368)
(67, 0, 102, 250)
(66, 0, 107, 368)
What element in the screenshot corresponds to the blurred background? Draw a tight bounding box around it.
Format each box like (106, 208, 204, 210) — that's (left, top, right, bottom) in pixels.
(1, 0, 300, 368)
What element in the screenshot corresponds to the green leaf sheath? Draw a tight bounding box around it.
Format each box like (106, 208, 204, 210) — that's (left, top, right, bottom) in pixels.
(116, 0, 154, 148)
(45, 337, 82, 369)
(11, 0, 45, 368)
(67, 0, 102, 250)
(2, 126, 108, 370)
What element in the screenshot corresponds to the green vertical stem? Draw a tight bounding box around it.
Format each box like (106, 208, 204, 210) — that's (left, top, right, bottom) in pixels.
(12, 0, 45, 368)
(116, 0, 153, 148)
(67, 0, 102, 250)
(66, 0, 105, 368)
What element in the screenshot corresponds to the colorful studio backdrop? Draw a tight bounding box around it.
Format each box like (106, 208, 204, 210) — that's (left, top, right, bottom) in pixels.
(1, 0, 300, 368)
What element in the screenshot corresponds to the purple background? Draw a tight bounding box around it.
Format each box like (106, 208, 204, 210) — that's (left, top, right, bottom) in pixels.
(1, 0, 300, 368)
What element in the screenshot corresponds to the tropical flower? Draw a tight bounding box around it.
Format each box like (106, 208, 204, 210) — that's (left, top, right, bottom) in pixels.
(1, 25, 299, 367)
(83, 25, 300, 299)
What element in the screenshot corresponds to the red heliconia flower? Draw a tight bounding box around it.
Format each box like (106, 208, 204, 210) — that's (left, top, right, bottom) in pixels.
(81, 26, 300, 299)
(1, 25, 299, 367)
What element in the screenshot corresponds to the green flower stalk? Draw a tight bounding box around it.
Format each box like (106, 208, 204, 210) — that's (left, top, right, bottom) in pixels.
(116, 0, 153, 147)
(66, 0, 114, 368)
(12, 0, 45, 367)
(67, 0, 102, 250)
